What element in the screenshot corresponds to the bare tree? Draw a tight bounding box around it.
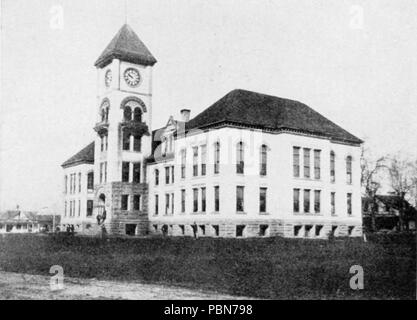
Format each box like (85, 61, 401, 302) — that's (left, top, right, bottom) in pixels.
(385, 156, 416, 231)
(360, 146, 385, 232)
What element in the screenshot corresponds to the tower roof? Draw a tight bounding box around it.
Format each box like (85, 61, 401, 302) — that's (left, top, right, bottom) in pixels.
(95, 24, 157, 68)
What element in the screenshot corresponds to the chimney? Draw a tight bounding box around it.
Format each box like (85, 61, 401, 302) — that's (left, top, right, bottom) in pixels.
(180, 109, 191, 122)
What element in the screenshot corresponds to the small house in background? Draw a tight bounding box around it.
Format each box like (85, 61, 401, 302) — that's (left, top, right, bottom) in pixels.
(362, 195, 417, 231)
(0, 210, 59, 234)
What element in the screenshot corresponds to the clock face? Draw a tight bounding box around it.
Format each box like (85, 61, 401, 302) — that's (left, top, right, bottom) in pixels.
(105, 70, 112, 88)
(124, 68, 141, 87)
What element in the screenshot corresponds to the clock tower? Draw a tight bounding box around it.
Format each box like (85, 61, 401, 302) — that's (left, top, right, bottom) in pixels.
(93, 24, 157, 235)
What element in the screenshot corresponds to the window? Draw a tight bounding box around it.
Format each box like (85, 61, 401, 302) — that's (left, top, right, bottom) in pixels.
(236, 142, 244, 174)
(171, 193, 174, 214)
(171, 166, 175, 184)
(304, 189, 310, 213)
(101, 108, 106, 122)
(214, 186, 220, 212)
(123, 132, 130, 151)
(212, 225, 220, 237)
(165, 167, 170, 184)
(124, 106, 132, 121)
(122, 162, 130, 182)
(201, 145, 207, 176)
(260, 145, 268, 176)
(121, 195, 129, 210)
(260, 188, 267, 213)
(346, 156, 353, 184)
(133, 136, 141, 152)
(165, 194, 170, 215)
(101, 136, 104, 152)
(293, 147, 300, 177)
(236, 225, 245, 237)
(181, 190, 186, 213)
(181, 149, 186, 179)
(155, 195, 159, 215)
(87, 200, 93, 217)
(347, 193, 352, 215)
(78, 173, 81, 193)
(155, 169, 159, 186)
(105, 135, 108, 151)
(201, 187, 206, 212)
(64, 175, 68, 194)
(193, 147, 198, 176)
(87, 172, 94, 190)
(133, 195, 141, 211)
(314, 150, 321, 179)
(331, 192, 336, 215)
(303, 148, 311, 178)
(330, 151, 335, 183)
(78, 200, 81, 216)
(104, 162, 107, 183)
(236, 186, 244, 212)
(193, 188, 198, 212)
(100, 164, 103, 184)
(133, 163, 141, 183)
(133, 108, 142, 122)
(314, 190, 321, 213)
(259, 225, 269, 236)
(293, 189, 300, 212)
(214, 142, 220, 174)
(64, 201, 67, 217)
(69, 174, 73, 194)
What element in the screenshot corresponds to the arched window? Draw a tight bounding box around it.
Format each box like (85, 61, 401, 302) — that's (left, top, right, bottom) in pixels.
(260, 145, 268, 176)
(214, 142, 220, 174)
(105, 107, 109, 122)
(124, 106, 132, 121)
(133, 108, 142, 122)
(101, 109, 106, 122)
(236, 142, 244, 174)
(330, 151, 336, 182)
(346, 156, 353, 184)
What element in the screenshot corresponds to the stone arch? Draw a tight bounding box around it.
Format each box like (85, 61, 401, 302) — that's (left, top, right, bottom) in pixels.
(120, 96, 147, 113)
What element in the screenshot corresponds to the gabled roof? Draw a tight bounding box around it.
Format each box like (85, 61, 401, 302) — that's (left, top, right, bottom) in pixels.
(0, 211, 38, 221)
(62, 142, 95, 168)
(185, 89, 363, 145)
(95, 24, 157, 68)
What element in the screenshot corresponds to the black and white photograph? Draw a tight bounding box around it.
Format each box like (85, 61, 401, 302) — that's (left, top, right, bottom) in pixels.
(0, 0, 416, 305)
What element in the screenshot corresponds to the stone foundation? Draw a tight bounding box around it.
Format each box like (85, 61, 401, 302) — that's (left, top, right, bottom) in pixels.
(149, 218, 363, 239)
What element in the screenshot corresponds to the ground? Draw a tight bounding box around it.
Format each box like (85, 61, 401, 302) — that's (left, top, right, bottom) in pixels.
(0, 272, 250, 300)
(0, 233, 415, 299)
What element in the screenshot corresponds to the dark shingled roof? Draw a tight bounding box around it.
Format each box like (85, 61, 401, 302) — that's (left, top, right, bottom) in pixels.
(185, 89, 363, 145)
(95, 24, 157, 68)
(62, 142, 95, 168)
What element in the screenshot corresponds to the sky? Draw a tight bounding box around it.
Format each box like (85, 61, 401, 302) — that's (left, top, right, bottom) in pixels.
(0, 0, 416, 211)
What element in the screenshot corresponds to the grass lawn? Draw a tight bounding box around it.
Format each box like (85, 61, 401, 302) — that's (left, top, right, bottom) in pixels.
(0, 233, 415, 299)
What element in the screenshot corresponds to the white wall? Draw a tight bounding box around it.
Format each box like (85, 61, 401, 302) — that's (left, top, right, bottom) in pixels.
(61, 163, 95, 228)
(148, 127, 362, 226)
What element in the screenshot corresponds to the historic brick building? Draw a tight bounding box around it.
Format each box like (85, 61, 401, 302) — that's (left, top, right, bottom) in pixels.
(61, 24, 363, 238)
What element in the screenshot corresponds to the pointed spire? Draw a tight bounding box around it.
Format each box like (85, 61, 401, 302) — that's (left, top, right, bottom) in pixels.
(95, 24, 157, 68)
